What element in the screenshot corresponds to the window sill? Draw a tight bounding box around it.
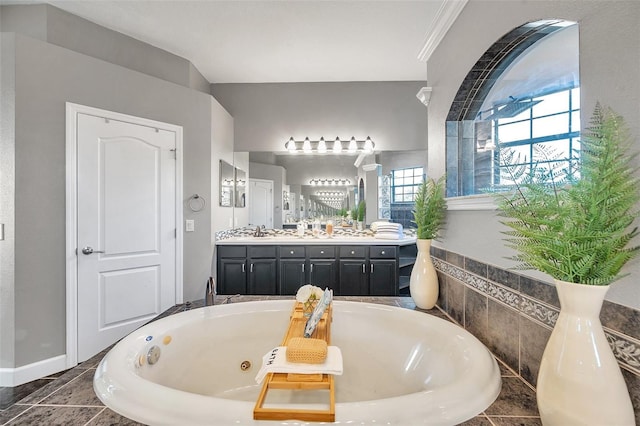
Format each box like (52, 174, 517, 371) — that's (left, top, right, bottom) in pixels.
(446, 194, 497, 211)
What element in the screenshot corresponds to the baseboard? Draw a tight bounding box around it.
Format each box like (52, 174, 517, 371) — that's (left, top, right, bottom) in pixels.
(0, 354, 68, 387)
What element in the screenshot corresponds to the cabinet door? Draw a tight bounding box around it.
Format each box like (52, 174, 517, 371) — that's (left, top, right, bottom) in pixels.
(369, 260, 398, 296)
(339, 260, 368, 295)
(249, 259, 277, 295)
(309, 259, 337, 293)
(279, 259, 306, 295)
(218, 258, 246, 294)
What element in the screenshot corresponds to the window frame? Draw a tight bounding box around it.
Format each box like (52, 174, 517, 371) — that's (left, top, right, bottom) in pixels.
(391, 166, 425, 204)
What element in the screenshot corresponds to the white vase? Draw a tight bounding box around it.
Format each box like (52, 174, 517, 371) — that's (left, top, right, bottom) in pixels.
(409, 239, 438, 309)
(537, 279, 634, 425)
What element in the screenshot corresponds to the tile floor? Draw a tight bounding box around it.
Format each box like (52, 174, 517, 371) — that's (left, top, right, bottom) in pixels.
(1, 296, 541, 425)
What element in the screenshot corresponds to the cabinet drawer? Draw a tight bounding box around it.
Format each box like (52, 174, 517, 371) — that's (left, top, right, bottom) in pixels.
(218, 245, 247, 258)
(340, 246, 367, 258)
(308, 246, 335, 258)
(370, 246, 396, 259)
(280, 246, 306, 258)
(248, 245, 277, 258)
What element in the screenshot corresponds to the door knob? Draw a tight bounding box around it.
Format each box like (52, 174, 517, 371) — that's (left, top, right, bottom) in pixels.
(81, 246, 105, 255)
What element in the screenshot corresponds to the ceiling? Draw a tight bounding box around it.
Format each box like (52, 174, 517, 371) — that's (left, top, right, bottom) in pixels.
(40, 0, 447, 84)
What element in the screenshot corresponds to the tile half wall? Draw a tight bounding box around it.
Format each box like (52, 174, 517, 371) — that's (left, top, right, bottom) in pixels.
(431, 247, 640, 423)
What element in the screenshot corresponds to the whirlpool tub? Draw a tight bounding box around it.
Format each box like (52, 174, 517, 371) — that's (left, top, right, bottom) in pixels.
(94, 300, 501, 425)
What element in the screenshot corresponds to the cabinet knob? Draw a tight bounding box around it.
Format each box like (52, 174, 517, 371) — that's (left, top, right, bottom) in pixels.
(320, 250, 324, 254)
(290, 250, 294, 254)
(381, 250, 385, 255)
(351, 250, 355, 254)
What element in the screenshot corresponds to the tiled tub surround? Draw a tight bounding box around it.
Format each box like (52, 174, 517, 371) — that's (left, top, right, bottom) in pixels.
(431, 246, 640, 424)
(1, 296, 543, 425)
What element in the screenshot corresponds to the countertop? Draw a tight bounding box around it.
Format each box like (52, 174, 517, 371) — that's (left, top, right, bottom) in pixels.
(216, 235, 417, 246)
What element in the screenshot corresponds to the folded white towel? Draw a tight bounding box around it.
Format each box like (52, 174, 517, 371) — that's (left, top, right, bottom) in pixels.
(374, 233, 401, 239)
(377, 225, 400, 230)
(255, 346, 343, 384)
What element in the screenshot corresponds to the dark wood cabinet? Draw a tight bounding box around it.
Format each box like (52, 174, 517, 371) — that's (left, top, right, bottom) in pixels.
(369, 260, 397, 295)
(308, 246, 337, 293)
(218, 245, 277, 295)
(339, 260, 368, 295)
(279, 259, 306, 295)
(248, 259, 278, 294)
(218, 258, 247, 294)
(217, 246, 247, 295)
(217, 242, 414, 297)
(309, 260, 337, 292)
(369, 246, 398, 296)
(338, 246, 368, 295)
(279, 246, 338, 294)
(279, 246, 307, 295)
(247, 246, 277, 295)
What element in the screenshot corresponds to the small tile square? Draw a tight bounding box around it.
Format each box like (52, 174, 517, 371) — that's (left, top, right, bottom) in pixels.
(519, 315, 551, 388)
(465, 258, 487, 278)
(464, 287, 489, 347)
(488, 299, 519, 373)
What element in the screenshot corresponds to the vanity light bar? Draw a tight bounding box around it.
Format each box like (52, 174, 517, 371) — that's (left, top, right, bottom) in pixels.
(317, 191, 345, 196)
(309, 178, 351, 186)
(286, 137, 374, 154)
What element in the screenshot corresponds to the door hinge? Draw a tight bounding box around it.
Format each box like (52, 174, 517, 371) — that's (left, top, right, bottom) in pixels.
(174, 228, 177, 238)
(169, 148, 177, 159)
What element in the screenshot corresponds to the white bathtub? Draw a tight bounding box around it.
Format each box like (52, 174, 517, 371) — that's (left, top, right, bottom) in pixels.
(94, 300, 501, 425)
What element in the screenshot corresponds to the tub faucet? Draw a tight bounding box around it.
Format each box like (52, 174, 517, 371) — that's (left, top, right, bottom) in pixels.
(206, 277, 216, 306)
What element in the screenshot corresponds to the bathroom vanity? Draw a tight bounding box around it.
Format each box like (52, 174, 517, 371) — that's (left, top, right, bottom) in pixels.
(215, 236, 417, 296)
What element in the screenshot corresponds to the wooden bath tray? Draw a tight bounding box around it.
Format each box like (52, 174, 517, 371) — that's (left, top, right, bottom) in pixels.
(253, 302, 335, 422)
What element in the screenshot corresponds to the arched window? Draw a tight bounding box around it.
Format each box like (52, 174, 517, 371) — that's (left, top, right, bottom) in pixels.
(446, 20, 579, 197)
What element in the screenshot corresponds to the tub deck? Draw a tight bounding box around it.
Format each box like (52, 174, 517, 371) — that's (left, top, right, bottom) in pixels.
(253, 302, 335, 422)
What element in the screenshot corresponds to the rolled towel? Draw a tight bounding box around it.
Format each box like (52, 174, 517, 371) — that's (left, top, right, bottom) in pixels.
(286, 337, 327, 364)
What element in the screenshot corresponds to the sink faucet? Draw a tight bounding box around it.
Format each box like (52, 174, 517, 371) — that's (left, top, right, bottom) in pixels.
(254, 225, 265, 237)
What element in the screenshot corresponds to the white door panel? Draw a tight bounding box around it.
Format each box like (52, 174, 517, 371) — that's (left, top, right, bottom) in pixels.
(249, 179, 273, 228)
(76, 113, 176, 362)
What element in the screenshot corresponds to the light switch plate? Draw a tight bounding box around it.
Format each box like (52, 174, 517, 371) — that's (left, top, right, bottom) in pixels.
(185, 219, 195, 232)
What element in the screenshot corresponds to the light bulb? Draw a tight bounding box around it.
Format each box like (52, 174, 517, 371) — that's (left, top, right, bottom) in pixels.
(333, 137, 342, 153)
(303, 137, 312, 153)
(348, 137, 357, 153)
(364, 136, 374, 153)
(287, 137, 297, 153)
(318, 137, 327, 153)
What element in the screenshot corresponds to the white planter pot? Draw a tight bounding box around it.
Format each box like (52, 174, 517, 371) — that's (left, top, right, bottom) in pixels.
(537, 279, 634, 425)
(409, 239, 438, 309)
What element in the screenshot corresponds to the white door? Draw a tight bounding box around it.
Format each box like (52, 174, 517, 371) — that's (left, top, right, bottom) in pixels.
(76, 113, 177, 362)
(249, 179, 273, 228)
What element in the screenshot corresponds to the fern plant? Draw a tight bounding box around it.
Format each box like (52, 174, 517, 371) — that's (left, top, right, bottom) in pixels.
(412, 175, 447, 240)
(496, 104, 640, 285)
(357, 200, 366, 222)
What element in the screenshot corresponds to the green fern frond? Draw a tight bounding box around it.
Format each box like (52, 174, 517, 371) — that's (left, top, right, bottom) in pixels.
(412, 175, 446, 240)
(493, 104, 640, 285)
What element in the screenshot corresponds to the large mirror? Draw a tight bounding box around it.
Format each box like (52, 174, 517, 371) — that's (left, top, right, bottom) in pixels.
(219, 159, 234, 207)
(240, 149, 427, 229)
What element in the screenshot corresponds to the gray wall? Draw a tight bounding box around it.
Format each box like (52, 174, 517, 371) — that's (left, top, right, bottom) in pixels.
(379, 150, 427, 176)
(1, 4, 218, 367)
(0, 4, 210, 94)
(427, 0, 640, 308)
(0, 33, 16, 367)
(210, 81, 427, 153)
